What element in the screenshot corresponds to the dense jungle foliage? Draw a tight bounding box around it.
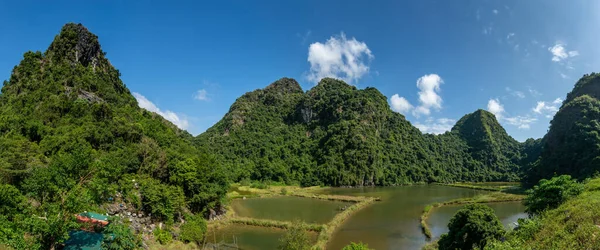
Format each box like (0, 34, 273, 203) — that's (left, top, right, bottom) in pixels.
(0, 23, 228, 248)
(524, 73, 600, 187)
(196, 78, 526, 186)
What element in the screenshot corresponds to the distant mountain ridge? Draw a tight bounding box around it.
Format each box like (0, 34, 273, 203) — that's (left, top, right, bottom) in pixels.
(196, 78, 526, 186)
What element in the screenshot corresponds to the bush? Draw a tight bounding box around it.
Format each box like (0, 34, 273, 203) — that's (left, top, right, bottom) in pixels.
(153, 228, 173, 245)
(280, 188, 288, 195)
(342, 242, 371, 250)
(102, 219, 141, 250)
(438, 204, 505, 250)
(250, 182, 269, 189)
(524, 175, 583, 215)
(179, 214, 207, 244)
(278, 220, 310, 250)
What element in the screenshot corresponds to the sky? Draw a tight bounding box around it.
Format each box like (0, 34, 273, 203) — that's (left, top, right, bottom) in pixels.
(1, 1, 599, 141)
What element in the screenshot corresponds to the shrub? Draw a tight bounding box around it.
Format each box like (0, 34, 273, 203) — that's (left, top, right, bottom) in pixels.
(524, 175, 583, 215)
(153, 228, 173, 245)
(179, 214, 207, 244)
(438, 204, 505, 250)
(278, 220, 310, 250)
(342, 242, 371, 250)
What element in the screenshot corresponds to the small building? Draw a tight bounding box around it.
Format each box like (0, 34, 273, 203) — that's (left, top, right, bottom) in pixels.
(76, 211, 109, 229)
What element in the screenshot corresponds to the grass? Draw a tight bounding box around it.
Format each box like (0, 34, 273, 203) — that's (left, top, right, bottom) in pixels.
(419, 191, 526, 239)
(436, 182, 523, 193)
(229, 217, 323, 231)
(487, 177, 600, 250)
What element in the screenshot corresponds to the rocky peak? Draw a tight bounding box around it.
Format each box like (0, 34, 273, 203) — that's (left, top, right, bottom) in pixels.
(47, 23, 102, 67)
(264, 77, 303, 95)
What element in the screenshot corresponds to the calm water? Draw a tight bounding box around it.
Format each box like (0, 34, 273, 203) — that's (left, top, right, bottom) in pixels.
(427, 202, 528, 239)
(231, 196, 352, 224)
(206, 225, 317, 250)
(319, 185, 522, 250)
(219, 186, 525, 250)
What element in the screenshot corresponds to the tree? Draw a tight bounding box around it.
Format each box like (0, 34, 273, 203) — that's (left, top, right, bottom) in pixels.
(438, 204, 505, 250)
(179, 214, 207, 245)
(342, 242, 372, 250)
(524, 175, 583, 215)
(278, 220, 310, 250)
(102, 219, 141, 250)
(0, 184, 25, 219)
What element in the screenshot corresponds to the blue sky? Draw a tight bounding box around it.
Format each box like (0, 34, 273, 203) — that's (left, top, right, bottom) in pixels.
(1, 1, 599, 141)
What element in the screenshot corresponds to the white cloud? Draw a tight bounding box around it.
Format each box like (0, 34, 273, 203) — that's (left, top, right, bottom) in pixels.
(133, 92, 190, 130)
(390, 74, 444, 117)
(390, 94, 413, 114)
(553, 98, 563, 104)
(503, 116, 537, 130)
(492, 9, 499, 14)
(532, 98, 561, 116)
(568, 51, 579, 57)
(414, 118, 456, 135)
(487, 98, 505, 118)
(194, 89, 209, 101)
(411, 74, 444, 116)
(413, 106, 431, 116)
(307, 33, 373, 84)
(487, 98, 536, 130)
(506, 33, 515, 39)
(548, 43, 578, 62)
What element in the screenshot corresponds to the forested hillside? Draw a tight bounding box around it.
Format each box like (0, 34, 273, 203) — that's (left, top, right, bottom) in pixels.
(0, 23, 227, 248)
(524, 73, 600, 186)
(196, 78, 525, 186)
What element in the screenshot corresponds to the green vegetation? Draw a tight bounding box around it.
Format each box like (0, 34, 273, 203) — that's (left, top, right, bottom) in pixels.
(419, 191, 525, 239)
(486, 177, 600, 249)
(438, 204, 505, 250)
(153, 228, 173, 245)
(524, 73, 600, 187)
(3, 22, 600, 250)
(0, 23, 226, 248)
(278, 220, 312, 250)
(179, 214, 208, 245)
(197, 79, 529, 187)
(524, 175, 583, 215)
(102, 219, 142, 250)
(342, 242, 372, 250)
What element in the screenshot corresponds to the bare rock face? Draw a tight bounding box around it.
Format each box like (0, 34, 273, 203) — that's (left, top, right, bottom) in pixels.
(47, 23, 102, 67)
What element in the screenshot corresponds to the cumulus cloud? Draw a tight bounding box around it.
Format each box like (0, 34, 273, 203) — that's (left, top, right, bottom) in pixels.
(487, 98, 534, 130)
(492, 9, 499, 14)
(414, 117, 456, 135)
(416, 74, 443, 111)
(133, 92, 190, 130)
(548, 43, 579, 62)
(390, 74, 444, 117)
(503, 116, 537, 129)
(194, 89, 209, 101)
(390, 94, 413, 114)
(307, 33, 374, 84)
(532, 97, 563, 117)
(487, 98, 505, 118)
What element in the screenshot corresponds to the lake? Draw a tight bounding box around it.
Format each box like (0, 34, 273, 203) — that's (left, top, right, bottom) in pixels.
(213, 185, 526, 250)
